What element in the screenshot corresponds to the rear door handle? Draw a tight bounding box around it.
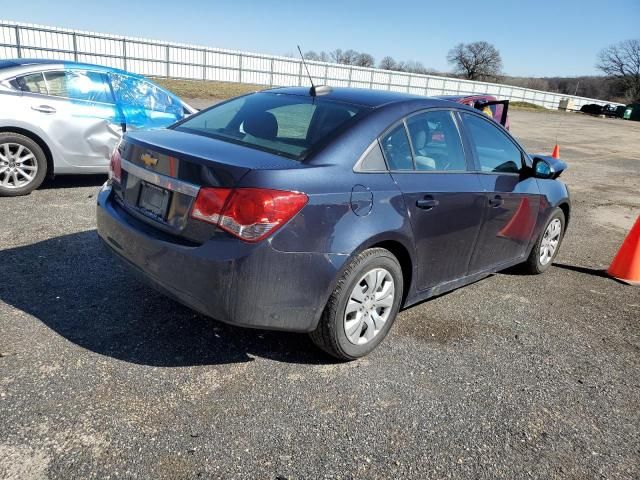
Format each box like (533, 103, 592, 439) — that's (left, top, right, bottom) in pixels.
(416, 197, 439, 210)
(489, 195, 504, 208)
(31, 105, 56, 114)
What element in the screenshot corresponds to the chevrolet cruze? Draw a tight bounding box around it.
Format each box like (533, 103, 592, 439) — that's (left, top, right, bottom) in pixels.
(96, 87, 570, 359)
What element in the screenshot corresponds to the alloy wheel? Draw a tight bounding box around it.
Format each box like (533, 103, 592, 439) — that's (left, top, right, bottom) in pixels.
(0, 143, 39, 189)
(540, 218, 562, 266)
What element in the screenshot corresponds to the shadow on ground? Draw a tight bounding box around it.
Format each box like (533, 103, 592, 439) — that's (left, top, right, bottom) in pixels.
(41, 174, 107, 190)
(0, 230, 332, 367)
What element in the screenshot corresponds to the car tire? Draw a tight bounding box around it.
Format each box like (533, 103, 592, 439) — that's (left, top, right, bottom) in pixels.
(522, 208, 566, 274)
(0, 132, 48, 197)
(310, 248, 404, 360)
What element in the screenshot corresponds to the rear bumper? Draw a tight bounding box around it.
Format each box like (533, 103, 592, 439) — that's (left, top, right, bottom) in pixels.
(96, 183, 347, 332)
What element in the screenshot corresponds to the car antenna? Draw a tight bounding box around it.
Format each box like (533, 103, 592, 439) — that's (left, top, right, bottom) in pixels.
(297, 45, 331, 97)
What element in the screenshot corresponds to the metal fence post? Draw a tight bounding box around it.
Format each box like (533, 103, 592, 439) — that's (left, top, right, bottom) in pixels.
(72, 33, 78, 62)
(15, 26, 21, 58)
(165, 45, 170, 78)
(324, 65, 328, 84)
(269, 58, 274, 87)
(122, 39, 127, 71)
(238, 54, 243, 83)
(369, 70, 373, 89)
(202, 50, 207, 81)
(348, 67, 353, 87)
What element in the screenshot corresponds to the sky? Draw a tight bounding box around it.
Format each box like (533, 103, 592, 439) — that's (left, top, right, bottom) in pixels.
(1, 0, 638, 77)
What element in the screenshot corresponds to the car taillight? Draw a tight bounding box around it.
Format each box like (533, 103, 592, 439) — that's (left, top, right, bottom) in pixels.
(109, 142, 122, 183)
(191, 187, 308, 242)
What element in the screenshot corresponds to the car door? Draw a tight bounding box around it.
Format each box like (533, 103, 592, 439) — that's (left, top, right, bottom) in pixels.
(459, 111, 541, 272)
(16, 69, 120, 168)
(381, 109, 485, 291)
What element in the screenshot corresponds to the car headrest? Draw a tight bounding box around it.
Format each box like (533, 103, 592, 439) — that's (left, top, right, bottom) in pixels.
(413, 129, 427, 150)
(244, 111, 278, 140)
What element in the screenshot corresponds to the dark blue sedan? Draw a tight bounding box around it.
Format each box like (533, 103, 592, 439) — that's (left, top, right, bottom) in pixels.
(96, 87, 570, 359)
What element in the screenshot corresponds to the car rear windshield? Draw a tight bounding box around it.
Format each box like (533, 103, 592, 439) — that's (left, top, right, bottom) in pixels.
(174, 92, 368, 160)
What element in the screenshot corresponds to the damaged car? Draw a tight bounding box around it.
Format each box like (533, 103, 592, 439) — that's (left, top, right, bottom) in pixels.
(97, 86, 570, 360)
(0, 59, 196, 196)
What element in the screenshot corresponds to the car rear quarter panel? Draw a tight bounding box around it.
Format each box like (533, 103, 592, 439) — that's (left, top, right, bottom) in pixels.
(238, 104, 426, 307)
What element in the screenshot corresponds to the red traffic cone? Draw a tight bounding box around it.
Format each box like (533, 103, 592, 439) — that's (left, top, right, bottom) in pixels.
(551, 144, 560, 159)
(607, 216, 640, 285)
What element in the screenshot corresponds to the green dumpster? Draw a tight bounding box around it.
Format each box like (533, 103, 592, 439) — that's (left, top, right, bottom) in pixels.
(623, 103, 640, 121)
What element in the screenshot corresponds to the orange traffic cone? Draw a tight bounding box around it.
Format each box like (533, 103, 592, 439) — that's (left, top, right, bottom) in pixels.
(607, 216, 640, 285)
(551, 144, 560, 159)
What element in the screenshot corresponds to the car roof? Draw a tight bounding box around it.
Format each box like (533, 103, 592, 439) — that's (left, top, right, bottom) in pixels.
(263, 86, 453, 109)
(435, 94, 497, 102)
(0, 58, 142, 78)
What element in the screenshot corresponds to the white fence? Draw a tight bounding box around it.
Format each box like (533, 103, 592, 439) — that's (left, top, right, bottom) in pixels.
(0, 20, 620, 110)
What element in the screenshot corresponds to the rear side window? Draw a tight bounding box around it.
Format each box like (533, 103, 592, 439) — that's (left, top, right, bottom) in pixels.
(462, 113, 522, 173)
(380, 124, 413, 170)
(43, 70, 114, 103)
(358, 141, 387, 171)
(15, 72, 47, 94)
(406, 110, 466, 171)
(176, 93, 366, 161)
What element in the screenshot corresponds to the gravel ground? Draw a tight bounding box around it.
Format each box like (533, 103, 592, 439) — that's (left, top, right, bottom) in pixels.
(1, 110, 639, 480)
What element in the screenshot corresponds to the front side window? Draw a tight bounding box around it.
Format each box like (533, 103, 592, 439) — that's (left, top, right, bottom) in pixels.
(406, 110, 467, 171)
(109, 73, 184, 127)
(43, 70, 114, 103)
(462, 113, 522, 174)
(176, 93, 366, 160)
(110, 74, 183, 115)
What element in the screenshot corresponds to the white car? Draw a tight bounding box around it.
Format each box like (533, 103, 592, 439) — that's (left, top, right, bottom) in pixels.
(0, 59, 196, 196)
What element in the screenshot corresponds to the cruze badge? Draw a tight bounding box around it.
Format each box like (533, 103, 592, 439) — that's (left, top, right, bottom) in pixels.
(141, 153, 158, 167)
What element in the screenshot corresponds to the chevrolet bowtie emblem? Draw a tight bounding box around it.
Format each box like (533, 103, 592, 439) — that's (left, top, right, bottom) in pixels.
(141, 153, 158, 167)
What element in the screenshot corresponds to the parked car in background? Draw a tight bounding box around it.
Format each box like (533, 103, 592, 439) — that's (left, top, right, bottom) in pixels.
(436, 94, 510, 130)
(97, 86, 570, 360)
(0, 59, 196, 196)
(623, 102, 640, 121)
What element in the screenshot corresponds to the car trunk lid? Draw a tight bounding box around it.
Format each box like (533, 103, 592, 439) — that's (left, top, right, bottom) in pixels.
(113, 129, 301, 243)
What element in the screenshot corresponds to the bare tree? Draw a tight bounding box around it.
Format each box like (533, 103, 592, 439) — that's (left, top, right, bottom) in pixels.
(447, 41, 503, 81)
(379, 56, 397, 70)
(304, 51, 320, 61)
(354, 53, 375, 68)
(340, 49, 358, 65)
(597, 39, 640, 101)
(329, 49, 344, 64)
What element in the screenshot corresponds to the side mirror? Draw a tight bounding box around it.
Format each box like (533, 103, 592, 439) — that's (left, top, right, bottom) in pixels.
(533, 157, 553, 179)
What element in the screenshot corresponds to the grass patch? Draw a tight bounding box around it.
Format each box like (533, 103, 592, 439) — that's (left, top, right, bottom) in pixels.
(150, 78, 558, 113)
(149, 77, 266, 100)
(509, 101, 548, 111)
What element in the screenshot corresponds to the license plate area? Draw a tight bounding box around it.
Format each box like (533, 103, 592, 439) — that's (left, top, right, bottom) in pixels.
(137, 181, 171, 221)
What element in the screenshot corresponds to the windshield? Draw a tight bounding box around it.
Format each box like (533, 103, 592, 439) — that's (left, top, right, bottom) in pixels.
(174, 92, 367, 160)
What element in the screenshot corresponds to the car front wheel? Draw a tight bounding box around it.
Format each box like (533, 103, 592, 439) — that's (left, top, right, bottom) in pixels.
(310, 248, 404, 360)
(0, 132, 48, 197)
(522, 208, 566, 274)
